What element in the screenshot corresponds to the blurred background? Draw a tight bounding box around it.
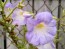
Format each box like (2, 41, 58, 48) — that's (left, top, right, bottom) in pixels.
(0, 0, 65, 49)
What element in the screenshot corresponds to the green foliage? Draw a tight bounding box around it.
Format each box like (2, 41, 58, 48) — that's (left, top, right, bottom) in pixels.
(17, 42, 27, 49)
(0, 0, 4, 7)
(0, 0, 3, 11)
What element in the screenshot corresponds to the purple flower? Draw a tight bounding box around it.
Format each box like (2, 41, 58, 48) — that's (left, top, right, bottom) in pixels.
(12, 9, 33, 26)
(4, 0, 23, 16)
(26, 11, 57, 46)
(5, 2, 33, 26)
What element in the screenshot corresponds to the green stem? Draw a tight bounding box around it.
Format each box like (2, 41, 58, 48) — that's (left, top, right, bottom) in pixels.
(6, 7, 17, 18)
(4, 0, 8, 7)
(9, 31, 18, 46)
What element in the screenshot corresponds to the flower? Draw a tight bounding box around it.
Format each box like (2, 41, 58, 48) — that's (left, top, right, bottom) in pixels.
(26, 11, 57, 46)
(12, 9, 33, 26)
(5, 2, 33, 26)
(4, 0, 24, 16)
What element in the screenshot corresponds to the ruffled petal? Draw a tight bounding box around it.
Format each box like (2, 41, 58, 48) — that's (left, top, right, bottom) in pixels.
(35, 12, 52, 24)
(39, 33, 54, 45)
(12, 20, 25, 25)
(48, 19, 56, 27)
(39, 35, 47, 45)
(29, 33, 40, 46)
(26, 31, 39, 46)
(47, 27, 57, 36)
(26, 18, 36, 32)
(26, 32, 34, 42)
(26, 29, 54, 46)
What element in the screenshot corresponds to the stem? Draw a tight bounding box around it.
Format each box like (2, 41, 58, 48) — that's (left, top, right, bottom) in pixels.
(4, 0, 8, 7)
(9, 31, 18, 46)
(6, 7, 17, 18)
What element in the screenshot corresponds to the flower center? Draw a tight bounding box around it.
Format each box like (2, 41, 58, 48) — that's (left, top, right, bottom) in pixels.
(36, 23, 45, 29)
(20, 12, 23, 15)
